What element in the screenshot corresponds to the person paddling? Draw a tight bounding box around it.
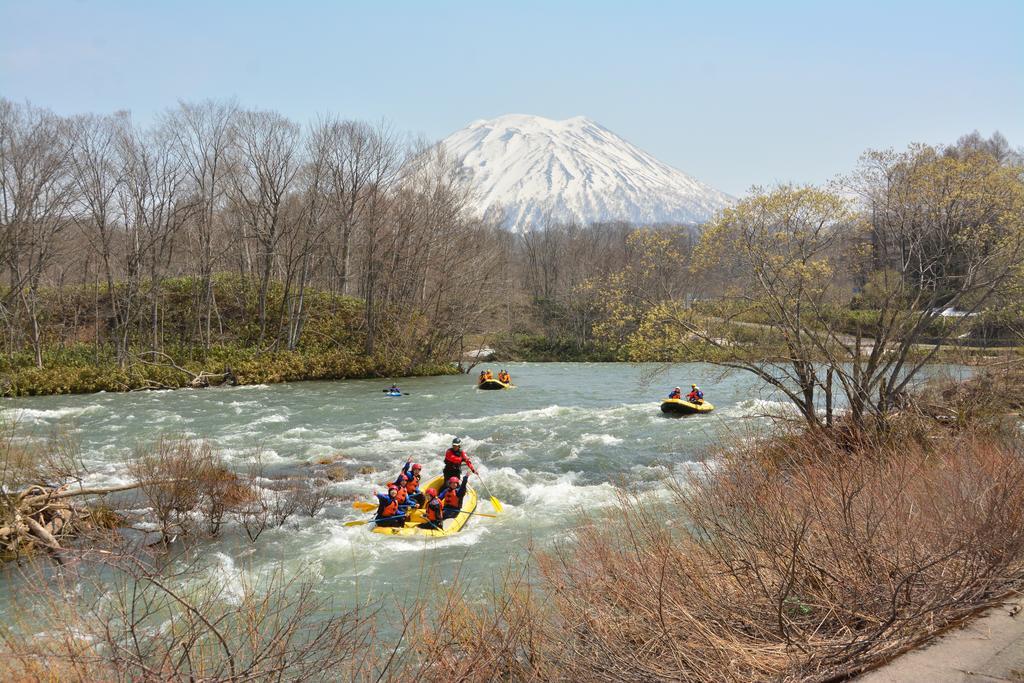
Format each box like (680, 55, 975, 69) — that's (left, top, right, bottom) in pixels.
(440, 474, 470, 519)
(418, 488, 444, 530)
(442, 437, 477, 483)
(398, 460, 424, 507)
(373, 485, 405, 527)
(668, 386, 682, 399)
(686, 384, 704, 404)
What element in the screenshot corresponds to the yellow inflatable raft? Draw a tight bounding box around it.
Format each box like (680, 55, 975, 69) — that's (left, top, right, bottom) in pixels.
(660, 398, 715, 415)
(371, 475, 479, 538)
(478, 378, 513, 390)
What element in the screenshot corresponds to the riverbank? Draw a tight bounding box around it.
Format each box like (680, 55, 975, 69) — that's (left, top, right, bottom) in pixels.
(0, 343, 459, 397)
(0, 275, 465, 397)
(490, 331, 1021, 365)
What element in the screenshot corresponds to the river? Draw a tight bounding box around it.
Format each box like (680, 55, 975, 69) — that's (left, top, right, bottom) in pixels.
(0, 362, 955, 610)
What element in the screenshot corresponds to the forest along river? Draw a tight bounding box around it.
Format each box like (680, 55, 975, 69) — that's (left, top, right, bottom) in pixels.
(0, 362, 956, 611)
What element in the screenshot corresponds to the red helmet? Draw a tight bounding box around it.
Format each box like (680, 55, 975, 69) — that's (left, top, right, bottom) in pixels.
(425, 487, 437, 496)
(448, 476, 459, 485)
(411, 463, 422, 471)
(387, 484, 398, 492)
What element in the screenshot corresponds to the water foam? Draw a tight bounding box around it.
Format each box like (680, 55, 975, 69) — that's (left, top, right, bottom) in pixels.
(580, 433, 624, 446)
(2, 405, 103, 422)
(251, 413, 289, 425)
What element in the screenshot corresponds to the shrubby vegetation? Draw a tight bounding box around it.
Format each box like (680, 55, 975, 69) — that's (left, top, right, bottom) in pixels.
(0, 275, 457, 396)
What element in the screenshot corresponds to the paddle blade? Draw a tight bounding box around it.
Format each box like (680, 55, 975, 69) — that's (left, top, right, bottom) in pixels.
(490, 496, 504, 514)
(352, 501, 377, 512)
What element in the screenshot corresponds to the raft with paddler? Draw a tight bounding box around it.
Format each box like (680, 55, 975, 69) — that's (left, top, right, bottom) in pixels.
(477, 368, 514, 390)
(348, 436, 504, 537)
(661, 383, 715, 415)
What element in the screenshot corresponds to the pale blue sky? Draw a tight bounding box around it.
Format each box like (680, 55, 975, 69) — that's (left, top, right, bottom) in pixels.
(1, 0, 1021, 195)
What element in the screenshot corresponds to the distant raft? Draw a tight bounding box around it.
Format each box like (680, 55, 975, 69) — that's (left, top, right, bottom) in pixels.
(478, 378, 513, 390)
(371, 476, 479, 538)
(660, 398, 715, 415)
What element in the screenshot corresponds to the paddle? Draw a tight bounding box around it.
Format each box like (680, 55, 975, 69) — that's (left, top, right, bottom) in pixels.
(352, 500, 498, 518)
(472, 469, 505, 514)
(343, 510, 413, 527)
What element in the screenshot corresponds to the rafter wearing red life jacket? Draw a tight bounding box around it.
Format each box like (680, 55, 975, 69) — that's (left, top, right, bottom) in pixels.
(419, 488, 444, 530)
(440, 475, 469, 519)
(398, 461, 423, 499)
(374, 487, 404, 527)
(442, 438, 476, 483)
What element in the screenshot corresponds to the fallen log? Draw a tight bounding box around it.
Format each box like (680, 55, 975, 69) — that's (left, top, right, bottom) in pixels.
(25, 516, 61, 550)
(20, 481, 151, 507)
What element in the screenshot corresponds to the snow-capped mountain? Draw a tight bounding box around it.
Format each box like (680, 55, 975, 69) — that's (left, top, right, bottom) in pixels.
(441, 114, 733, 229)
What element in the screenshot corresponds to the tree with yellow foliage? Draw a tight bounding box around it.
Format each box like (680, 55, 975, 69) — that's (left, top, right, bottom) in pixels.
(598, 142, 1024, 429)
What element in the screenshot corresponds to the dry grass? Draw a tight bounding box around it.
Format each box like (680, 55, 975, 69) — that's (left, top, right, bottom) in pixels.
(407, 423, 1024, 682)
(0, 554, 381, 682)
(925, 362, 1024, 428)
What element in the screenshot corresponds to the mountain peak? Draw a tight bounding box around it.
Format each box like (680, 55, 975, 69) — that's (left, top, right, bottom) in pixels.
(442, 114, 732, 230)
(469, 113, 593, 129)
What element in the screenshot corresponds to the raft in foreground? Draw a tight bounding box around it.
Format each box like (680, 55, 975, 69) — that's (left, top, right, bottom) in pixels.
(371, 475, 479, 538)
(478, 378, 513, 390)
(660, 398, 715, 415)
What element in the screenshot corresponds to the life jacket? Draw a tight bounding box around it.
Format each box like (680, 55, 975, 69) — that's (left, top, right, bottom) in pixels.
(405, 473, 420, 494)
(425, 497, 443, 523)
(687, 390, 703, 402)
(380, 496, 399, 518)
(484, 371, 493, 380)
(444, 448, 469, 466)
(442, 486, 460, 509)
(669, 390, 681, 399)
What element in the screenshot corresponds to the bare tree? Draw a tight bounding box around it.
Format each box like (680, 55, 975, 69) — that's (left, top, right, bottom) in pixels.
(164, 99, 237, 349)
(226, 109, 302, 344)
(117, 119, 193, 353)
(0, 99, 75, 367)
(68, 112, 129, 360)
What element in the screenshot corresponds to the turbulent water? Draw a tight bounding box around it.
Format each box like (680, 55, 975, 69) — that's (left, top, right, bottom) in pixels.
(0, 362, 852, 605)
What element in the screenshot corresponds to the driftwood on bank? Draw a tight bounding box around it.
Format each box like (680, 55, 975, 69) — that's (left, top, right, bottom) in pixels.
(133, 351, 237, 389)
(1, 481, 145, 560)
